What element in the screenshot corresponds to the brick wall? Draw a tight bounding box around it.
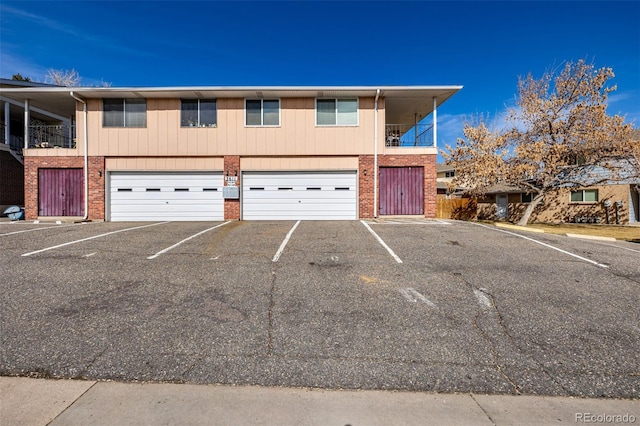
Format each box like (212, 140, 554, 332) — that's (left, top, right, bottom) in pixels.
(24, 156, 105, 220)
(0, 151, 25, 208)
(358, 154, 437, 218)
(224, 155, 240, 220)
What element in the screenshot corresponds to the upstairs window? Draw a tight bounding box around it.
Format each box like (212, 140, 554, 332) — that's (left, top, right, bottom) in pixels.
(521, 193, 533, 203)
(103, 99, 146, 127)
(445, 171, 455, 178)
(570, 189, 598, 203)
(181, 99, 217, 127)
(316, 99, 358, 126)
(245, 99, 280, 126)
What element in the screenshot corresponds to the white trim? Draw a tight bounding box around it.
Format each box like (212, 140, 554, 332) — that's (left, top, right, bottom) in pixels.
(244, 98, 281, 127)
(315, 98, 359, 127)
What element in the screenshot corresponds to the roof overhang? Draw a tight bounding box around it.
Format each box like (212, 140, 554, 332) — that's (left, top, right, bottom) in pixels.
(0, 85, 462, 123)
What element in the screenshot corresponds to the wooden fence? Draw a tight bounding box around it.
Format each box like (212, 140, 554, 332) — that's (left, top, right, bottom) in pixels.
(436, 198, 477, 220)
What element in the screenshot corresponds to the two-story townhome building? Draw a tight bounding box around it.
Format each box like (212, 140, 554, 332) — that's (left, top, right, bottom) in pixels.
(0, 85, 461, 221)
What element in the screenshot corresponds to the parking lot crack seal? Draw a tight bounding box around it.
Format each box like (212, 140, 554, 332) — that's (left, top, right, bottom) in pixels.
(462, 276, 571, 396)
(472, 311, 521, 395)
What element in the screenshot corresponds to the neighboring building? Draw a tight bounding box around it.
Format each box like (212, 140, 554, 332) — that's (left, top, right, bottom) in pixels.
(436, 164, 464, 199)
(477, 178, 640, 225)
(0, 85, 462, 221)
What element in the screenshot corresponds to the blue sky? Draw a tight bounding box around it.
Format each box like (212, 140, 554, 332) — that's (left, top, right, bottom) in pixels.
(1, 1, 638, 158)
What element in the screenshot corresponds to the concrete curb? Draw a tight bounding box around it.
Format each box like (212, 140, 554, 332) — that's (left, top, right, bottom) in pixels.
(494, 223, 545, 233)
(565, 233, 618, 242)
(1, 377, 638, 426)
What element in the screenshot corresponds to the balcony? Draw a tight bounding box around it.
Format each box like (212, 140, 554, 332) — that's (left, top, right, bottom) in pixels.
(1, 123, 25, 153)
(28, 124, 76, 149)
(385, 123, 434, 147)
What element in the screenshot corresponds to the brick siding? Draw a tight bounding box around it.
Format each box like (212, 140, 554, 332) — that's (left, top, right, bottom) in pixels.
(224, 155, 240, 220)
(24, 156, 106, 220)
(0, 151, 25, 207)
(358, 154, 437, 218)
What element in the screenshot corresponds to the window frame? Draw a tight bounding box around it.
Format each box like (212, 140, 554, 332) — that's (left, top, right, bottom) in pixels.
(521, 193, 533, 203)
(180, 99, 217, 128)
(102, 98, 147, 128)
(244, 99, 281, 127)
(315, 98, 359, 126)
(570, 189, 599, 203)
(445, 170, 455, 178)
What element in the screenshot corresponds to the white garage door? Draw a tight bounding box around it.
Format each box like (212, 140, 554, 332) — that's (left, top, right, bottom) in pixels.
(242, 171, 357, 220)
(109, 172, 224, 221)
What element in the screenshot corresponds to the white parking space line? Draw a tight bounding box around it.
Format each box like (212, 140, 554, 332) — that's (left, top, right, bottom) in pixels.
(363, 219, 451, 225)
(471, 222, 609, 268)
(596, 242, 640, 254)
(82, 252, 97, 258)
(361, 220, 403, 263)
(0, 223, 78, 236)
(147, 221, 231, 260)
(22, 222, 169, 257)
(399, 288, 436, 307)
(272, 220, 301, 262)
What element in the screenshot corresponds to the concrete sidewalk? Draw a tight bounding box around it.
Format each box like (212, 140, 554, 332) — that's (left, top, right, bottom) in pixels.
(1, 377, 638, 425)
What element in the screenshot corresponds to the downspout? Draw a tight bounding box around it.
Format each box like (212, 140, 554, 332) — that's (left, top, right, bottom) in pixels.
(432, 97, 437, 148)
(70, 92, 89, 221)
(24, 99, 30, 150)
(373, 89, 380, 218)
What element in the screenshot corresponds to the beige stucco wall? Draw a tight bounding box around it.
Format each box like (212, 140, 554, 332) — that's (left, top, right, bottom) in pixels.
(76, 97, 384, 157)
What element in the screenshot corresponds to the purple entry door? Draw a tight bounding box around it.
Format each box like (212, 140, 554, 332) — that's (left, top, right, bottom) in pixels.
(379, 167, 424, 215)
(38, 168, 84, 216)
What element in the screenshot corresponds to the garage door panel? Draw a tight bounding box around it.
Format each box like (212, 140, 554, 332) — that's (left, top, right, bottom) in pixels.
(242, 171, 357, 220)
(109, 172, 223, 221)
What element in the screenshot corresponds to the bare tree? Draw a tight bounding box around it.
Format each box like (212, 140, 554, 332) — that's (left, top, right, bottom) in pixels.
(444, 60, 638, 226)
(45, 68, 82, 86)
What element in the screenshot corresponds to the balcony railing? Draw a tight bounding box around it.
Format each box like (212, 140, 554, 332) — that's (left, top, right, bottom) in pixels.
(28, 124, 76, 149)
(385, 123, 434, 147)
(1, 124, 27, 152)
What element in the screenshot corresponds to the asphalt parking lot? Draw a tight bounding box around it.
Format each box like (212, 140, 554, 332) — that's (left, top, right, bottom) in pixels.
(0, 219, 638, 398)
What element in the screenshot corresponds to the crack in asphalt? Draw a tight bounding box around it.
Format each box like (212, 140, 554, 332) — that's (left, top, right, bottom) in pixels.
(80, 345, 111, 379)
(180, 357, 203, 383)
(453, 276, 522, 394)
(471, 307, 522, 395)
(463, 279, 572, 396)
(482, 288, 572, 396)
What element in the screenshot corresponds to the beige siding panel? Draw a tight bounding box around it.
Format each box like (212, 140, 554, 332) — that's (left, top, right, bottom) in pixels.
(241, 157, 358, 170)
(90, 97, 382, 157)
(106, 157, 223, 171)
